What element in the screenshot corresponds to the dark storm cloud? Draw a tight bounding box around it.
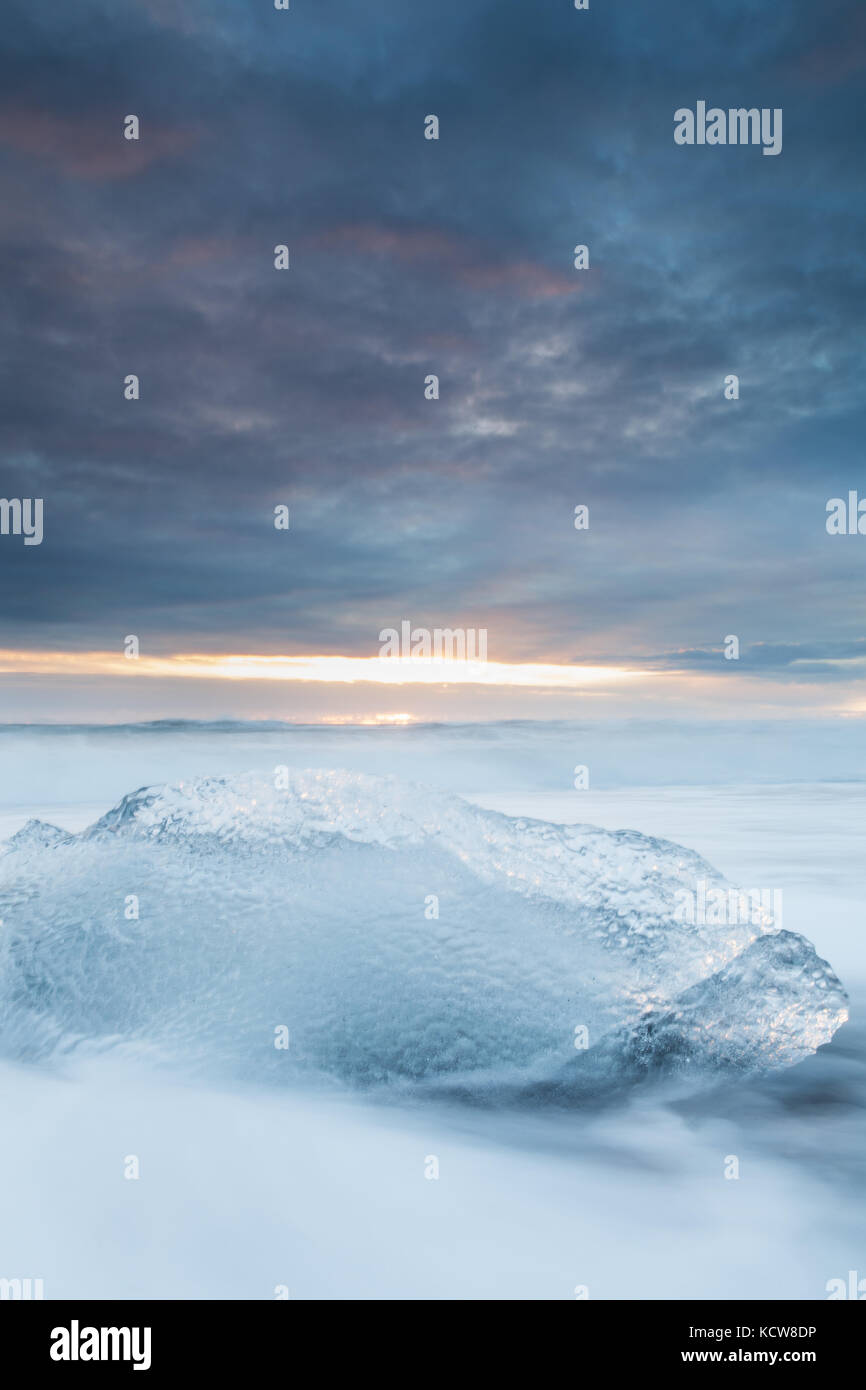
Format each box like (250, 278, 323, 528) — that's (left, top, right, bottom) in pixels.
(0, 0, 864, 663)
(614, 640, 866, 682)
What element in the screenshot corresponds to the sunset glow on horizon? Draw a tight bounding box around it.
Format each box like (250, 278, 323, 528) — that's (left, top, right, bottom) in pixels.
(0, 649, 644, 689)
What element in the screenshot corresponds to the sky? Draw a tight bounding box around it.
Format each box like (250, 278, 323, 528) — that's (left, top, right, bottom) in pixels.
(0, 0, 864, 723)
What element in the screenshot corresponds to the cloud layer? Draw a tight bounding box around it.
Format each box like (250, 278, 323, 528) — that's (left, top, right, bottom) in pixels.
(0, 0, 863, 716)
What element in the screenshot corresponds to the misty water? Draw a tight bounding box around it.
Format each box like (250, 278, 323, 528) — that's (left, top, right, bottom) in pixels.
(0, 720, 863, 1299)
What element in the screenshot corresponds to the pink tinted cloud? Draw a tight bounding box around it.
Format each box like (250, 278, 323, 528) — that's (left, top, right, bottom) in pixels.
(460, 259, 579, 299)
(314, 222, 579, 300)
(793, 8, 866, 83)
(167, 236, 242, 267)
(0, 108, 199, 179)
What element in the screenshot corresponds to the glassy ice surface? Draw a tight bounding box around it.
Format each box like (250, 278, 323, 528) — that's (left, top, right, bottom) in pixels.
(0, 770, 847, 1090)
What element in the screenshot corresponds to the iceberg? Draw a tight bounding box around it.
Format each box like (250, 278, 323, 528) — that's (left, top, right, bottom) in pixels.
(0, 770, 847, 1094)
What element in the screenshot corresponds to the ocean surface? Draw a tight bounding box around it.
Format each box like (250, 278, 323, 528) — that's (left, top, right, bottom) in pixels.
(0, 719, 863, 1300)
